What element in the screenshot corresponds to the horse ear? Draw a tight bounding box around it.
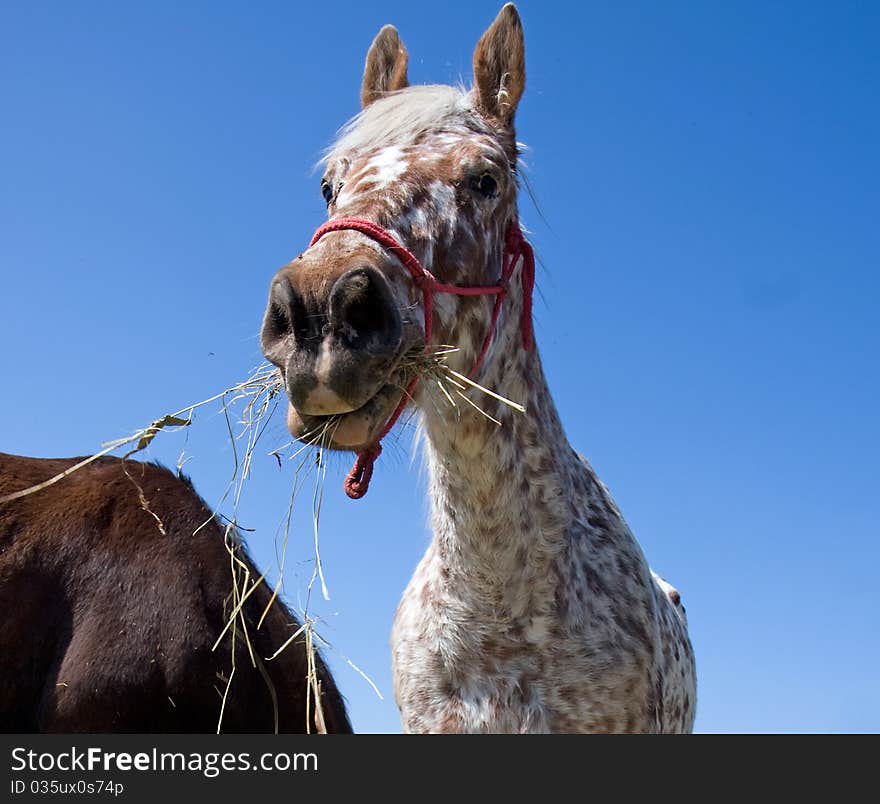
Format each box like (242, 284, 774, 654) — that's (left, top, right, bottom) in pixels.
(361, 25, 409, 108)
(472, 3, 525, 125)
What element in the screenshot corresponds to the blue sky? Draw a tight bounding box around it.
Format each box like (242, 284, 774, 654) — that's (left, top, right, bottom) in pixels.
(2, 1, 878, 733)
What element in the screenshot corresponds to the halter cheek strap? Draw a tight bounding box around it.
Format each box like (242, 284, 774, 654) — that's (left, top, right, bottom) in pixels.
(308, 216, 535, 498)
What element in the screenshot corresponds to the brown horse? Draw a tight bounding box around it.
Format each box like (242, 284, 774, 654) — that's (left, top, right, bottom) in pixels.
(0, 453, 351, 733)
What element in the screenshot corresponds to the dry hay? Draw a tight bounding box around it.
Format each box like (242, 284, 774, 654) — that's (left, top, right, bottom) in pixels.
(0, 349, 524, 733)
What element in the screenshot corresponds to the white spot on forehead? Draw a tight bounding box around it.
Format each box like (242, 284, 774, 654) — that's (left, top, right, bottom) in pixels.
(366, 146, 407, 189)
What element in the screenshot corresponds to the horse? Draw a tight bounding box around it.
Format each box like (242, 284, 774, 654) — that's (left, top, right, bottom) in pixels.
(0, 453, 351, 733)
(260, 3, 696, 732)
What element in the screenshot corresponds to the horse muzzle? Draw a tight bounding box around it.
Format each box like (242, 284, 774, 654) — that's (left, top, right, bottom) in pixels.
(261, 243, 408, 448)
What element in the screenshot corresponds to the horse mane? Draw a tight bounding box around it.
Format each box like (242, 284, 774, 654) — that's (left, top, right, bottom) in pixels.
(321, 84, 485, 165)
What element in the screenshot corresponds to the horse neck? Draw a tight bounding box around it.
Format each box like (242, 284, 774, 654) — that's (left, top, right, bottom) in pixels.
(419, 302, 585, 600)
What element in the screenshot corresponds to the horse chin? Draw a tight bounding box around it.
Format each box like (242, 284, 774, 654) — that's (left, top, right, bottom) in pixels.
(286, 383, 404, 452)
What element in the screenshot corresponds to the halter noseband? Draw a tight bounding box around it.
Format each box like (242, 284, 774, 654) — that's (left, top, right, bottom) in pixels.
(308, 216, 535, 499)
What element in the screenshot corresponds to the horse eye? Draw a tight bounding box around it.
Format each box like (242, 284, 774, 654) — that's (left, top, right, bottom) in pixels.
(320, 180, 334, 206)
(470, 172, 498, 199)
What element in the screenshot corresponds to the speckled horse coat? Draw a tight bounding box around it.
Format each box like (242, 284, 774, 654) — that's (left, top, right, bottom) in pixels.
(262, 4, 696, 733)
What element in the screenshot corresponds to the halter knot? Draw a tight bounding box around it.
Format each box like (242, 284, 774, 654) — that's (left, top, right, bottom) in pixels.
(343, 443, 382, 500)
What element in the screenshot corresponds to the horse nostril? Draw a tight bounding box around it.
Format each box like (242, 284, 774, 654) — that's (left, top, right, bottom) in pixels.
(329, 267, 401, 351)
(261, 274, 304, 365)
(343, 277, 376, 337)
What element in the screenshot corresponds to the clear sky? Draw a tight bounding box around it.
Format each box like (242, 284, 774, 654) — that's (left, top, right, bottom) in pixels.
(2, 1, 878, 733)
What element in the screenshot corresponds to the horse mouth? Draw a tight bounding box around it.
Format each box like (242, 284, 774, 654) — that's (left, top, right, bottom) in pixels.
(285, 382, 405, 451)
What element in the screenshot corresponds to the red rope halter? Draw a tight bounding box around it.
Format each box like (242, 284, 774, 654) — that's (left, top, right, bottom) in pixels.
(308, 216, 536, 499)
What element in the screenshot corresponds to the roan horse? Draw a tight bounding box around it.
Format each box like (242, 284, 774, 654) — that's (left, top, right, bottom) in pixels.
(0, 455, 351, 733)
(261, 4, 696, 732)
